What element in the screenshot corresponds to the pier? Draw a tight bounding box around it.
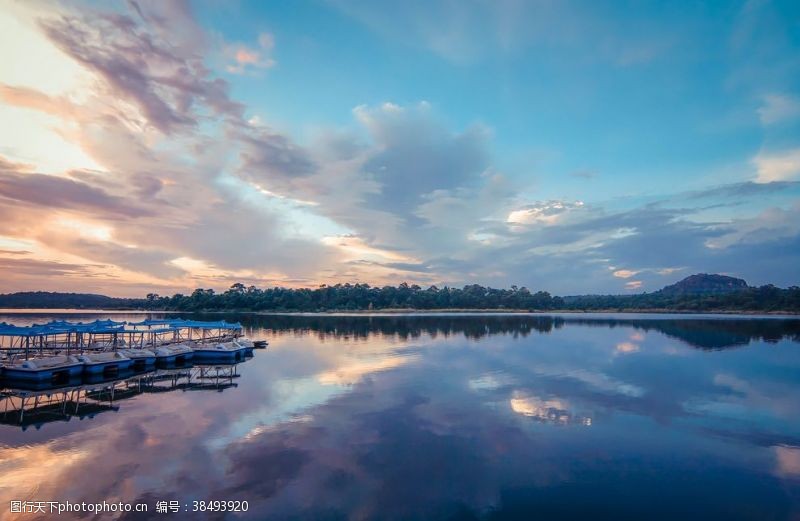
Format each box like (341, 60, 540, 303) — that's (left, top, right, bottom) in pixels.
(0, 318, 266, 420)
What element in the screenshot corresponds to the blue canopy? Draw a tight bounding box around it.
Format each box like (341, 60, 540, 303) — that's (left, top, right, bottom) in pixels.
(126, 318, 241, 330)
(0, 318, 241, 337)
(179, 320, 242, 330)
(0, 322, 42, 337)
(0, 319, 127, 337)
(38, 319, 126, 334)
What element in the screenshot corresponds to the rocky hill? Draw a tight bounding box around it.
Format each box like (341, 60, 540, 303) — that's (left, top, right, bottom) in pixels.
(658, 274, 749, 295)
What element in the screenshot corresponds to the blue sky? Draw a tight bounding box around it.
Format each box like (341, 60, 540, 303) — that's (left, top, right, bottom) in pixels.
(0, 0, 798, 295)
(212, 1, 793, 186)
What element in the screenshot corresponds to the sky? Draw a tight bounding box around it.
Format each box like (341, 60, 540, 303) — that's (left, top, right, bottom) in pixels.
(0, 0, 798, 297)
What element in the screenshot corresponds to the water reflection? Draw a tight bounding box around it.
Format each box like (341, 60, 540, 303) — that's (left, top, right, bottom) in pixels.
(0, 313, 797, 520)
(508, 392, 592, 426)
(232, 314, 800, 350)
(0, 364, 247, 430)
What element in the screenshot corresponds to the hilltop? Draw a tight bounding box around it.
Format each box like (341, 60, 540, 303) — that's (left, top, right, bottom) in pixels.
(0, 291, 144, 309)
(658, 274, 749, 295)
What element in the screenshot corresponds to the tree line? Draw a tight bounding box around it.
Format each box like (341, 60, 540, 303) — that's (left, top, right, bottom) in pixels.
(1, 283, 798, 312)
(145, 282, 800, 312)
(562, 284, 800, 312)
(146, 283, 560, 311)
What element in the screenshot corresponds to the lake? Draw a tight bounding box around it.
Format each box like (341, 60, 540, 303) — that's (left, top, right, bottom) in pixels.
(1, 312, 799, 520)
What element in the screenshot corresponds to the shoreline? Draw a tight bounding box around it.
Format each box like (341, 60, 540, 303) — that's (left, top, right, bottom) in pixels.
(252, 308, 800, 316)
(0, 308, 798, 316)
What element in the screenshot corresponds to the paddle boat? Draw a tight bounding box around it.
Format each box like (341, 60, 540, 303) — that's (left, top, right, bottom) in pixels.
(1, 355, 83, 383)
(232, 337, 255, 355)
(153, 343, 194, 365)
(117, 348, 156, 370)
(77, 352, 133, 376)
(191, 341, 248, 363)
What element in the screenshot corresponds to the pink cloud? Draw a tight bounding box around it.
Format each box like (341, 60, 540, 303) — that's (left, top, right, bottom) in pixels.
(625, 280, 643, 290)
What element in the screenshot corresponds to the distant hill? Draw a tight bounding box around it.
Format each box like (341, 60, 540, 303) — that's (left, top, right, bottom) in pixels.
(657, 274, 749, 296)
(0, 291, 140, 309)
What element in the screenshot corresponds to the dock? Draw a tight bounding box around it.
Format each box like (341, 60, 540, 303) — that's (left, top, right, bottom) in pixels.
(0, 318, 267, 420)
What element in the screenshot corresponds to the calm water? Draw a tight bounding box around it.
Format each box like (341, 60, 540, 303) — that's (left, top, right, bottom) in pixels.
(1, 313, 799, 520)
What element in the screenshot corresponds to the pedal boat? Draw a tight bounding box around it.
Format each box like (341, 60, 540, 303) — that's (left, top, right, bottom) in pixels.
(192, 341, 248, 363)
(153, 343, 194, 365)
(232, 337, 255, 355)
(77, 352, 133, 376)
(2, 355, 83, 383)
(117, 348, 157, 369)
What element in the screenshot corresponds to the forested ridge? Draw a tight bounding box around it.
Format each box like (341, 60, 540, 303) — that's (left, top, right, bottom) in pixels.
(1, 276, 799, 312)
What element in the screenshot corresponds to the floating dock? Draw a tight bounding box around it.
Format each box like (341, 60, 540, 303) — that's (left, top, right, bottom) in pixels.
(0, 319, 264, 385)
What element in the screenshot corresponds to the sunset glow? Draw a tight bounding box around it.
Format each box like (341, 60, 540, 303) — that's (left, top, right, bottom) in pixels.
(0, 1, 798, 296)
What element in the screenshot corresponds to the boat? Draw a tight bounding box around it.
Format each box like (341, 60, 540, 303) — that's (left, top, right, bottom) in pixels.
(77, 352, 133, 376)
(117, 348, 156, 369)
(253, 339, 268, 349)
(191, 341, 248, 363)
(153, 344, 194, 365)
(1, 355, 83, 383)
(232, 337, 255, 355)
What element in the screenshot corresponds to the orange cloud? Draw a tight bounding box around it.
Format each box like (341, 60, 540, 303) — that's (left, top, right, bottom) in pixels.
(625, 280, 643, 290)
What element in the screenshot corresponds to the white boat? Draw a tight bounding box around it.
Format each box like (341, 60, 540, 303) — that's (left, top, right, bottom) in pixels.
(77, 352, 133, 375)
(192, 341, 247, 363)
(232, 337, 255, 354)
(2, 355, 83, 382)
(117, 348, 156, 369)
(233, 337, 254, 348)
(153, 343, 194, 365)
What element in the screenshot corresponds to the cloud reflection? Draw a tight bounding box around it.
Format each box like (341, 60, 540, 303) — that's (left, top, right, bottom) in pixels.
(509, 392, 592, 426)
(0, 315, 797, 519)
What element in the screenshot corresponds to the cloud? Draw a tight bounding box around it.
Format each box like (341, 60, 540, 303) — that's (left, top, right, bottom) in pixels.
(1, 1, 799, 296)
(0, 83, 79, 118)
(774, 445, 800, 478)
(233, 124, 317, 190)
(353, 102, 492, 214)
(322, 235, 417, 263)
(231, 101, 514, 283)
(705, 203, 800, 249)
(686, 180, 800, 200)
(753, 148, 800, 183)
(616, 341, 639, 353)
(655, 267, 684, 276)
(507, 200, 585, 226)
(226, 32, 277, 74)
(0, 157, 150, 219)
(0, 256, 102, 278)
(625, 280, 643, 290)
(37, 230, 183, 279)
(0, 1, 343, 294)
(758, 94, 800, 125)
(39, 5, 244, 134)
